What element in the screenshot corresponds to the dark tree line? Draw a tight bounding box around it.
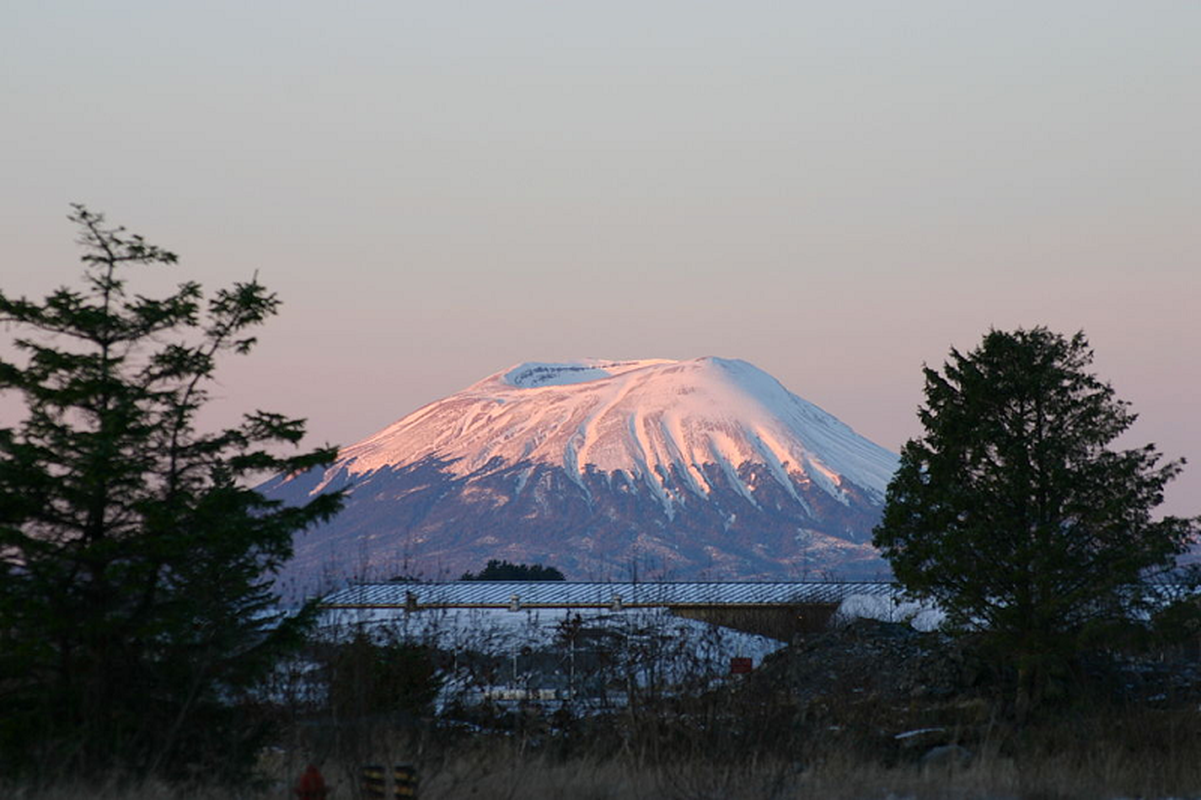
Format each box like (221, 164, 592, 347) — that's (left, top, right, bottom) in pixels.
(461, 559, 566, 581)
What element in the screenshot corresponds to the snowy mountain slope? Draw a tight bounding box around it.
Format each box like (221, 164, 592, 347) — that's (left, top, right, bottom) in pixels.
(322, 358, 894, 508)
(263, 357, 900, 590)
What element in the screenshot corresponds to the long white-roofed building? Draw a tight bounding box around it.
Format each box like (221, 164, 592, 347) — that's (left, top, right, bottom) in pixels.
(321, 580, 901, 640)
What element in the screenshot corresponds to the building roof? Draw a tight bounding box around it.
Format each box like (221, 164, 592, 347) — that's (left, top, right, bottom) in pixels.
(321, 580, 899, 609)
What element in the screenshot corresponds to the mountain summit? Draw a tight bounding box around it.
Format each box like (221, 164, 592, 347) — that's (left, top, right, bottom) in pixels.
(264, 358, 899, 587)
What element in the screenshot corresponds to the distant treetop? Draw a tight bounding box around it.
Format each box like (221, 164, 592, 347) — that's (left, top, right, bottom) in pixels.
(460, 559, 566, 581)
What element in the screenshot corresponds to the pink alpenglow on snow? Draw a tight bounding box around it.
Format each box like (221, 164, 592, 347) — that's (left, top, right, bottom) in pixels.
(262, 358, 900, 591)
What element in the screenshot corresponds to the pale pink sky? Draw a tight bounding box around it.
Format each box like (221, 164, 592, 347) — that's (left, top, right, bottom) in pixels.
(3, 2, 1199, 516)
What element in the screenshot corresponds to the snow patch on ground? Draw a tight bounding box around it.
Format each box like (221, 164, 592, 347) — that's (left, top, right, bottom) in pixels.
(834, 594, 945, 632)
(319, 604, 783, 665)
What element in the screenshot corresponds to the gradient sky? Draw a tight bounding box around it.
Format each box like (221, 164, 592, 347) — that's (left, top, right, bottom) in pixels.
(4, 2, 1199, 516)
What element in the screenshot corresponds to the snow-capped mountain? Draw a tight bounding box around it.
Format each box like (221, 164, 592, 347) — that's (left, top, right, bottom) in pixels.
(263, 358, 900, 590)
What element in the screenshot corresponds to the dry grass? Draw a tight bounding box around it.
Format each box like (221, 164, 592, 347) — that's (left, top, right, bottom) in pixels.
(6, 759, 1195, 800)
(13, 709, 1201, 800)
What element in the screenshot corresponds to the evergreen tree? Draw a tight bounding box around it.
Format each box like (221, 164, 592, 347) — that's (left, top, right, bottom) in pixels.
(873, 327, 1196, 712)
(0, 206, 343, 780)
